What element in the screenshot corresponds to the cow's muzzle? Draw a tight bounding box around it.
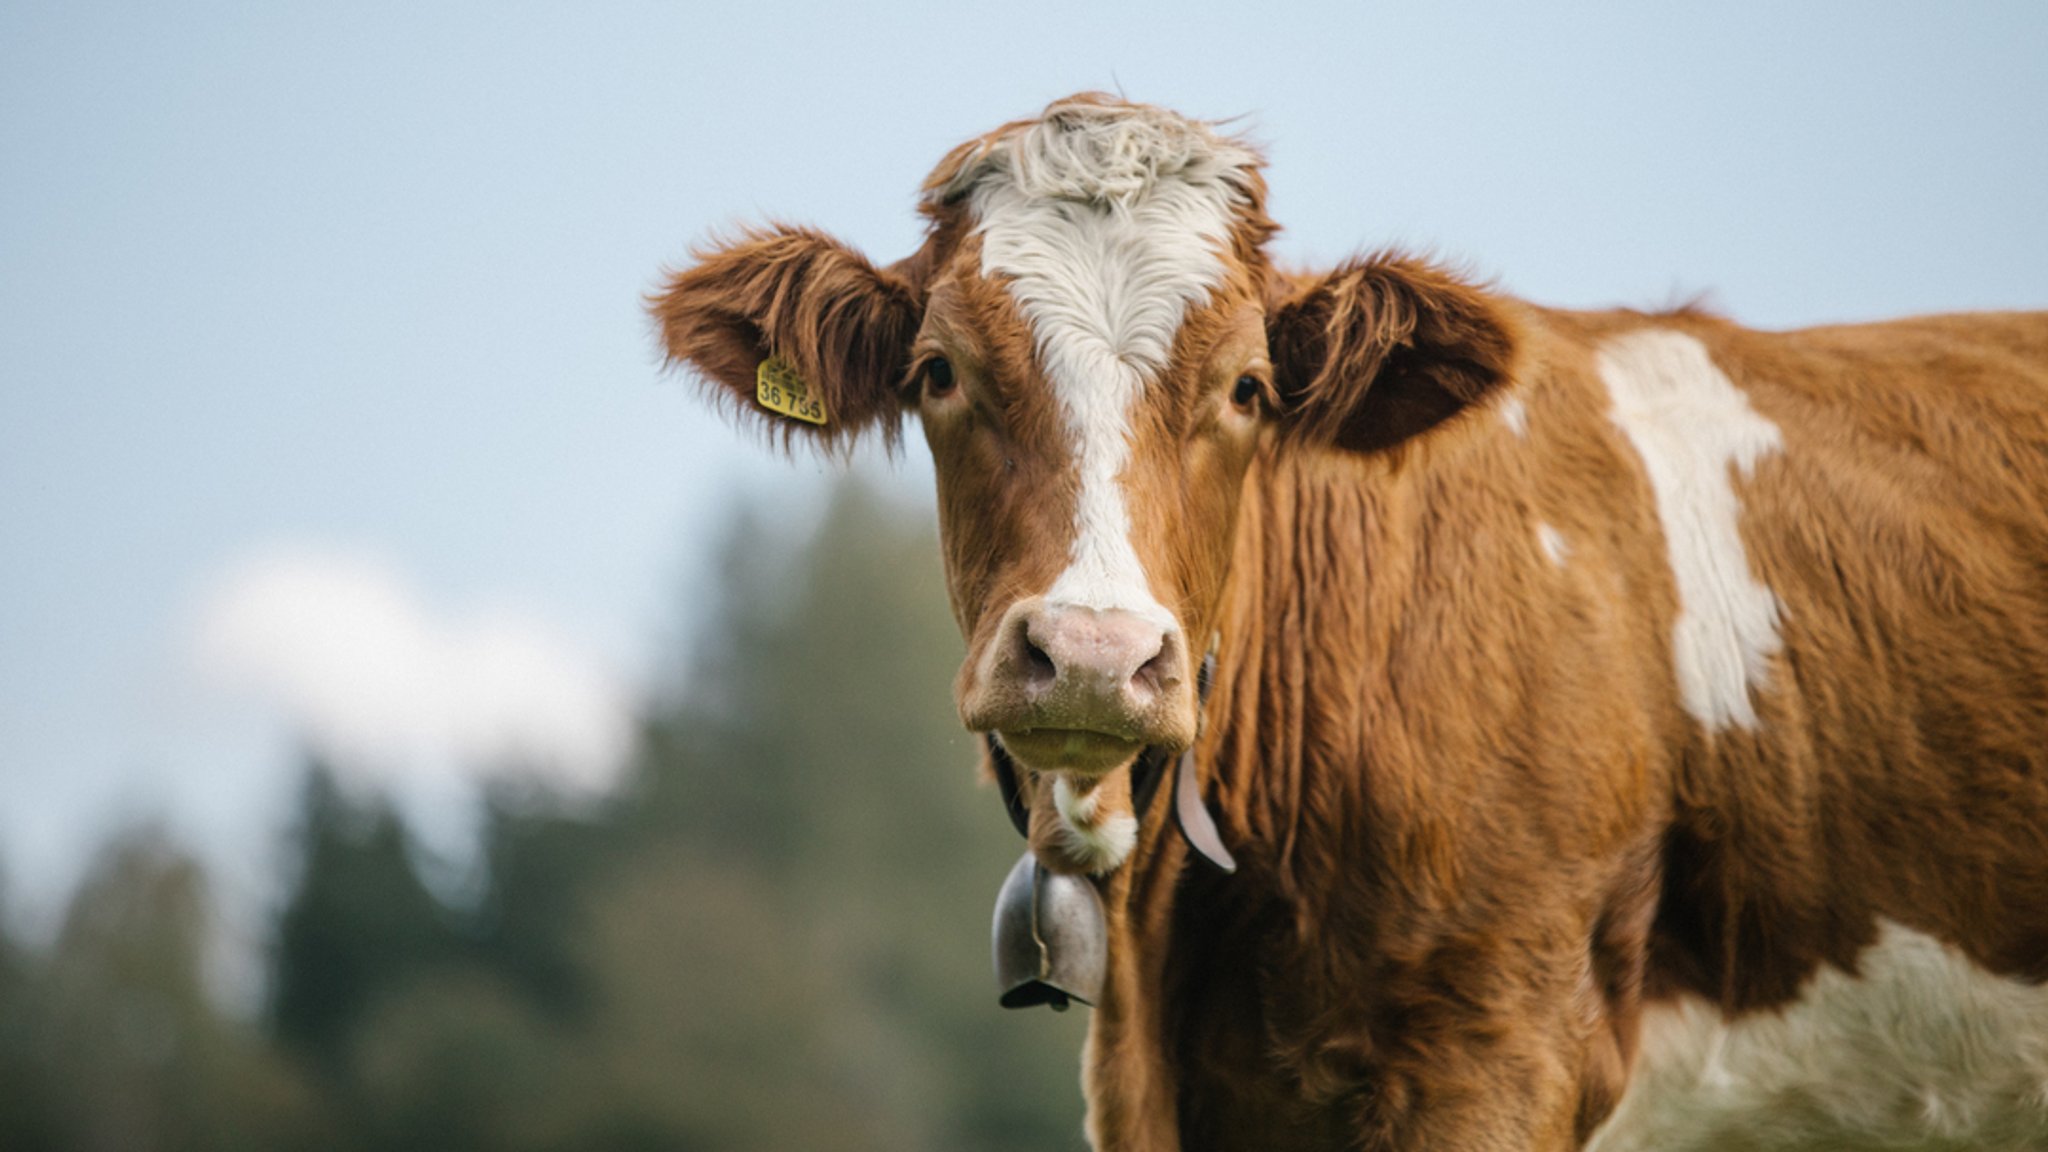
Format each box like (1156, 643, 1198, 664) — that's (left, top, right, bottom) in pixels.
(961, 599, 1196, 767)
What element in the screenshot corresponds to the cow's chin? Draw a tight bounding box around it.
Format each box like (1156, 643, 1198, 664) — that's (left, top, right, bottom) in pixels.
(997, 731, 1145, 875)
(995, 729, 1143, 778)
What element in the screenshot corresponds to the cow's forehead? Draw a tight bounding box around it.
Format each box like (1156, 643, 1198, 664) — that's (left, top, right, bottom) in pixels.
(916, 98, 1269, 404)
(924, 102, 1263, 324)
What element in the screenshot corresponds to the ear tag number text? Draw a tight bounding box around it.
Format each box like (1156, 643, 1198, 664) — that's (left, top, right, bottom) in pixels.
(756, 356, 829, 425)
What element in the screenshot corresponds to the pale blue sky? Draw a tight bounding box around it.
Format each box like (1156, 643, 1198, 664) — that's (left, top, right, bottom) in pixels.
(3, 1, 2045, 927)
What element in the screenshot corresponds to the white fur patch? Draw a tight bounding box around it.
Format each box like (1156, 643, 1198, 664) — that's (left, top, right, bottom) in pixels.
(955, 104, 1259, 627)
(1588, 922, 2048, 1151)
(1498, 393, 1530, 438)
(1598, 330, 1784, 731)
(1537, 521, 1570, 567)
(1051, 775, 1138, 872)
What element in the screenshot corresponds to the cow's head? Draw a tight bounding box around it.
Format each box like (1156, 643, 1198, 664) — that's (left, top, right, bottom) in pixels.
(655, 96, 1512, 870)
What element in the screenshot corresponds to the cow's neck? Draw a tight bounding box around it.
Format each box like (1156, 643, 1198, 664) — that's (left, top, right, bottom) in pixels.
(1198, 436, 1533, 904)
(1097, 430, 1570, 1146)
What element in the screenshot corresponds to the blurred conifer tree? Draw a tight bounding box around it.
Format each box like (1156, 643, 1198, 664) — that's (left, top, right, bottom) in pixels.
(5, 828, 327, 1151)
(271, 765, 463, 1076)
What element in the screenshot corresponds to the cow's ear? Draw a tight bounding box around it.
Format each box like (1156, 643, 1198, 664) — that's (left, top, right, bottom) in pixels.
(652, 225, 921, 448)
(1266, 255, 1515, 455)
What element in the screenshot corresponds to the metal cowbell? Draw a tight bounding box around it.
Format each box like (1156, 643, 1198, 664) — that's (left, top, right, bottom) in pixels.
(991, 851, 1107, 1010)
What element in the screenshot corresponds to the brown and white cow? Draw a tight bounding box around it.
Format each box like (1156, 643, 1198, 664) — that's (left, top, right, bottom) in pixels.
(652, 94, 2048, 1150)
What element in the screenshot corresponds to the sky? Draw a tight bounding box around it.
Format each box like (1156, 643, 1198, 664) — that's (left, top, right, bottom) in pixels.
(3, 1, 2045, 937)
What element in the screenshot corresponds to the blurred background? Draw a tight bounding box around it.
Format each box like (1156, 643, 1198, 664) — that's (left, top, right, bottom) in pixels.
(2, 2, 2044, 1149)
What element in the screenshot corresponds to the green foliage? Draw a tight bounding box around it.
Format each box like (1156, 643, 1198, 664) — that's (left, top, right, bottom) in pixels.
(469, 788, 614, 1015)
(271, 767, 466, 1076)
(0, 828, 329, 1152)
(603, 482, 1090, 1149)
(0, 478, 1089, 1150)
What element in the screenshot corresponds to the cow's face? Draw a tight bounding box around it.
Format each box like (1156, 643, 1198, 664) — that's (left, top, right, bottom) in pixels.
(913, 246, 1269, 770)
(655, 96, 1513, 867)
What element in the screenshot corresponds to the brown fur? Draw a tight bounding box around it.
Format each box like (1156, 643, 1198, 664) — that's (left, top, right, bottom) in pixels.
(652, 95, 2048, 1150)
(650, 224, 921, 451)
(1270, 254, 1519, 453)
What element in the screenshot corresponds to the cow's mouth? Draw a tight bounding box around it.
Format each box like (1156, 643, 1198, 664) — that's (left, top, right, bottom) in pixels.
(996, 728, 1143, 776)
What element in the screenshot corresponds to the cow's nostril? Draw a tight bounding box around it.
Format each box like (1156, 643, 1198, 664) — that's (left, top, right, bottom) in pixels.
(1132, 647, 1172, 696)
(1023, 636, 1057, 688)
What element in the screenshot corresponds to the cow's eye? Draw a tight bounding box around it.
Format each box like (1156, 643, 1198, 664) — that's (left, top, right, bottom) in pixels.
(1230, 374, 1263, 413)
(924, 357, 957, 398)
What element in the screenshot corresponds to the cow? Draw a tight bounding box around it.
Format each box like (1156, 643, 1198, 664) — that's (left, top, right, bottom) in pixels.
(651, 94, 2048, 1150)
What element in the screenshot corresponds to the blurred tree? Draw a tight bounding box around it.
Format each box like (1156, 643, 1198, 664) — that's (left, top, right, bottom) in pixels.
(271, 764, 463, 1078)
(8, 827, 326, 1152)
(346, 969, 562, 1152)
(601, 479, 1091, 1151)
(469, 786, 613, 1016)
(0, 872, 60, 1149)
(623, 506, 815, 875)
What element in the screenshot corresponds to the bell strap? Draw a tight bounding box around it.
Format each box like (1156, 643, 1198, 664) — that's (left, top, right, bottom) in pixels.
(988, 736, 1033, 839)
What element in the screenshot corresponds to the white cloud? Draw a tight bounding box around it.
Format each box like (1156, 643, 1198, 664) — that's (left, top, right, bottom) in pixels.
(191, 546, 633, 799)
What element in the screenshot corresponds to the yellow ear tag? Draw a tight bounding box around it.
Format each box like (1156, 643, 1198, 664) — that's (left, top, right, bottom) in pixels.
(755, 356, 829, 425)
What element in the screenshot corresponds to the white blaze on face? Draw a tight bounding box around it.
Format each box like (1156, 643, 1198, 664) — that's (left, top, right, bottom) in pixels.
(959, 107, 1257, 629)
(1599, 330, 1784, 731)
(1587, 922, 2048, 1151)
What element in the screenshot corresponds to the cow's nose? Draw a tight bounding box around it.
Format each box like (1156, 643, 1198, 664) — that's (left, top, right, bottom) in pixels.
(969, 599, 1189, 745)
(1018, 604, 1174, 705)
